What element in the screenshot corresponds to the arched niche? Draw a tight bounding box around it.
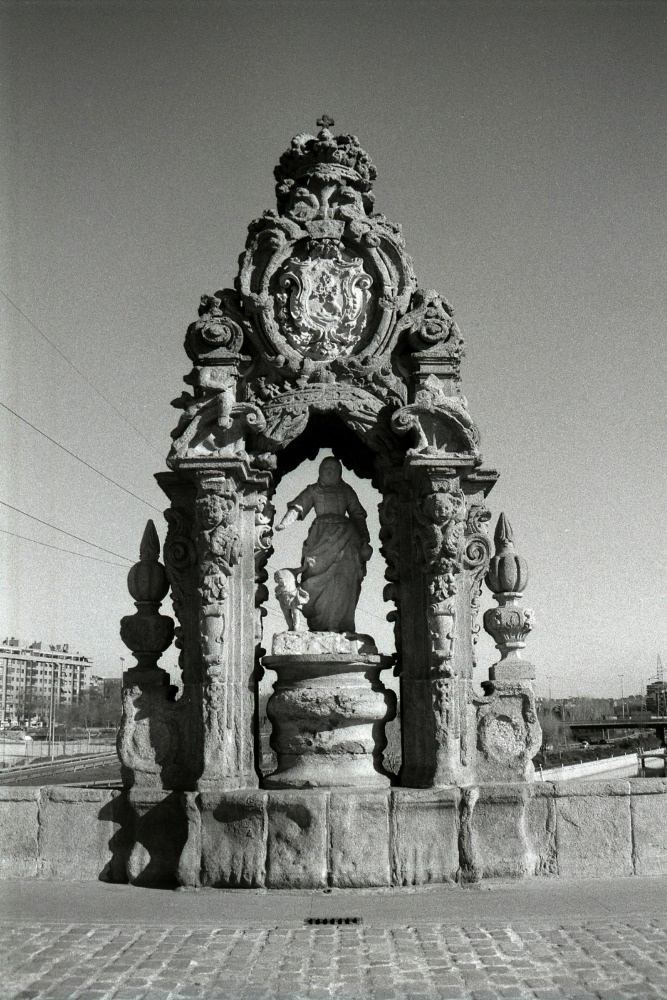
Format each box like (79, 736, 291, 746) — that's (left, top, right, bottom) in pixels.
(270, 412, 393, 487)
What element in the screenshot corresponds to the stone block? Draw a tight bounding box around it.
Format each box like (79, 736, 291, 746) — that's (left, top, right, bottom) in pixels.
(525, 783, 558, 876)
(39, 787, 121, 880)
(0, 786, 40, 878)
(391, 788, 459, 885)
(630, 778, 667, 876)
(126, 789, 188, 887)
(200, 790, 266, 887)
(330, 790, 390, 887)
(470, 784, 532, 879)
(266, 790, 327, 888)
(555, 779, 632, 878)
(176, 791, 201, 888)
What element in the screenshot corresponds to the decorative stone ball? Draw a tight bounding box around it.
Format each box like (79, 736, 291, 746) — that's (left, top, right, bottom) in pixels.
(127, 559, 170, 603)
(486, 550, 528, 595)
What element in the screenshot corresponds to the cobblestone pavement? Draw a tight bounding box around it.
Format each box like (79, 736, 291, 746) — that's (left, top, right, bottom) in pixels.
(1, 918, 666, 1000)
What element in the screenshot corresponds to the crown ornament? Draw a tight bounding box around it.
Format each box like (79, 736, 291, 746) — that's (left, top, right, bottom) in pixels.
(274, 116, 378, 211)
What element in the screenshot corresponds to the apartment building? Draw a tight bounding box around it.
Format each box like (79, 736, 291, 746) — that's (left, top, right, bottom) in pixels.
(0, 637, 92, 724)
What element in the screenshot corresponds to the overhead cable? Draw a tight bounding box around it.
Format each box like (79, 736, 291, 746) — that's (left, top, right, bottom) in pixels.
(0, 499, 134, 563)
(0, 287, 165, 459)
(0, 400, 162, 513)
(0, 527, 129, 568)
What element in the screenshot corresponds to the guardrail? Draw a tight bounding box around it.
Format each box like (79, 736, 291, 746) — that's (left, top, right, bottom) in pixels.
(0, 751, 119, 784)
(0, 739, 115, 767)
(536, 752, 640, 781)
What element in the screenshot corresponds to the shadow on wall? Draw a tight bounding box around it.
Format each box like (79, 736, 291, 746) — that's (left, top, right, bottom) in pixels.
(98, 790, 189, 888)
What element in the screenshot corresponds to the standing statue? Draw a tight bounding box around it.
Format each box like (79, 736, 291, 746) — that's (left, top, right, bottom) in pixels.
(275, 457, 373, 632)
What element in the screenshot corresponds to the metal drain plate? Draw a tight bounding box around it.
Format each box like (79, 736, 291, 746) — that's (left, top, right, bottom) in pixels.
(306, 917, 362, 925)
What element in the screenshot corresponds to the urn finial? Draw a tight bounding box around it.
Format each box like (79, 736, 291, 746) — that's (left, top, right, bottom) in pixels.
(483, 514, 534, 667)
(121, 520, 174, 672)
(486, 512, 529, 595)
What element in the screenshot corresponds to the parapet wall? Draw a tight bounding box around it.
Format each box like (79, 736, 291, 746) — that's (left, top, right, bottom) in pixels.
(1, 779, 665, 889)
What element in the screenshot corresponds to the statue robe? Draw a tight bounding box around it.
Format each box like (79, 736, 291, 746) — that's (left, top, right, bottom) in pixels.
(288, 481, 369, 632)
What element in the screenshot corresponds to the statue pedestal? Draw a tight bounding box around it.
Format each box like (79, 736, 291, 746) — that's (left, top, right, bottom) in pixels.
(262, 633, 394, 789)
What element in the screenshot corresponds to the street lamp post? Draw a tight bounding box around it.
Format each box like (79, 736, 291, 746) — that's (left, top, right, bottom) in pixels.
(621, 674, 625, 719)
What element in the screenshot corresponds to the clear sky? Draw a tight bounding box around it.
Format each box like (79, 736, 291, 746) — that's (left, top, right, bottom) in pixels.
(1, 0, 665, 698)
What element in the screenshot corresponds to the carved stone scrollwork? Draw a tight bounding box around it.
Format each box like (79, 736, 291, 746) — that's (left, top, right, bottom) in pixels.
(169, 396, 265, 463)
(185, 290, 247, 362)
(413, 478, 466, 685)
(252, 492, 275, 643)
(463, 501, 492, 671)
(391, 388, 481, 460)
(195, 477, 241, 677)
(396, 289, 465, 359)
(238, 125, 416, 367)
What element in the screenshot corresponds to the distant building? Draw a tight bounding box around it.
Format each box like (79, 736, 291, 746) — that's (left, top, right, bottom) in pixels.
(89, 676, 122, 702)
(0, 637, 92, 724)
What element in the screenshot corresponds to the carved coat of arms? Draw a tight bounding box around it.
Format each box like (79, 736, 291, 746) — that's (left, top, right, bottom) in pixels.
(275, 241, 373, 360)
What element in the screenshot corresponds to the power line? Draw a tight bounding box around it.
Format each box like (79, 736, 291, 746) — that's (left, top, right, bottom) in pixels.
(0, 527, 129, 568)
(0, 500, 134, 563)
(0, 400, 162, 513)
(0, 287, 165, 460)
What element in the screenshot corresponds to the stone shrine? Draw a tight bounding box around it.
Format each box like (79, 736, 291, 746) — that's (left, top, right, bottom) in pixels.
(117, 120, 542, 886)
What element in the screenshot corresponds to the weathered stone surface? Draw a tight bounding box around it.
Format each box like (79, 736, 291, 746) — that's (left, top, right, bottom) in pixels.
(555, 779, 632, 878)
(40, 788, 121, 881)
(272, 631, 377, 657)
(125, 789, 188, 887)
(391, 788, 459, 885)
(0, 786, 39, 877)
(630, 777, 667, 875)
(176, 791, 201, 888)
(330, 790, 390, 887)
(266, 791, 327, 888)
(525, 782, 558, 875)
(199, 790, 266, 888)
(262, 652, 393, 789)
(470, 784, 532, 879)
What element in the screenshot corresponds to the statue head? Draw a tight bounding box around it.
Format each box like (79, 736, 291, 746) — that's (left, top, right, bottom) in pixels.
(318, 456, 343, 487)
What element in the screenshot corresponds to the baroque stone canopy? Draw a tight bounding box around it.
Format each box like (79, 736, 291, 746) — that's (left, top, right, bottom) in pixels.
(169, 121, 473, 469)
(118, 120, 541, 807)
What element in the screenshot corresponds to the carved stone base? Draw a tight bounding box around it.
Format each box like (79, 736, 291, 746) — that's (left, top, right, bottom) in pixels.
(117, 669, 180, 789)
(262, 633, 394, 789)
(476, 675, 541, 783)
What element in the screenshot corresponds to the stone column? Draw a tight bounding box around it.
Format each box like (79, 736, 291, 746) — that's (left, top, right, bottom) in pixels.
(157, 460, 271, 791)
(476, 514, 542, 781)
(382, 458, 497, 788)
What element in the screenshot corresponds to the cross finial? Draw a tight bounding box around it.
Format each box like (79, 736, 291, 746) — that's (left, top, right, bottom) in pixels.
(316, 114, 335, 129)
